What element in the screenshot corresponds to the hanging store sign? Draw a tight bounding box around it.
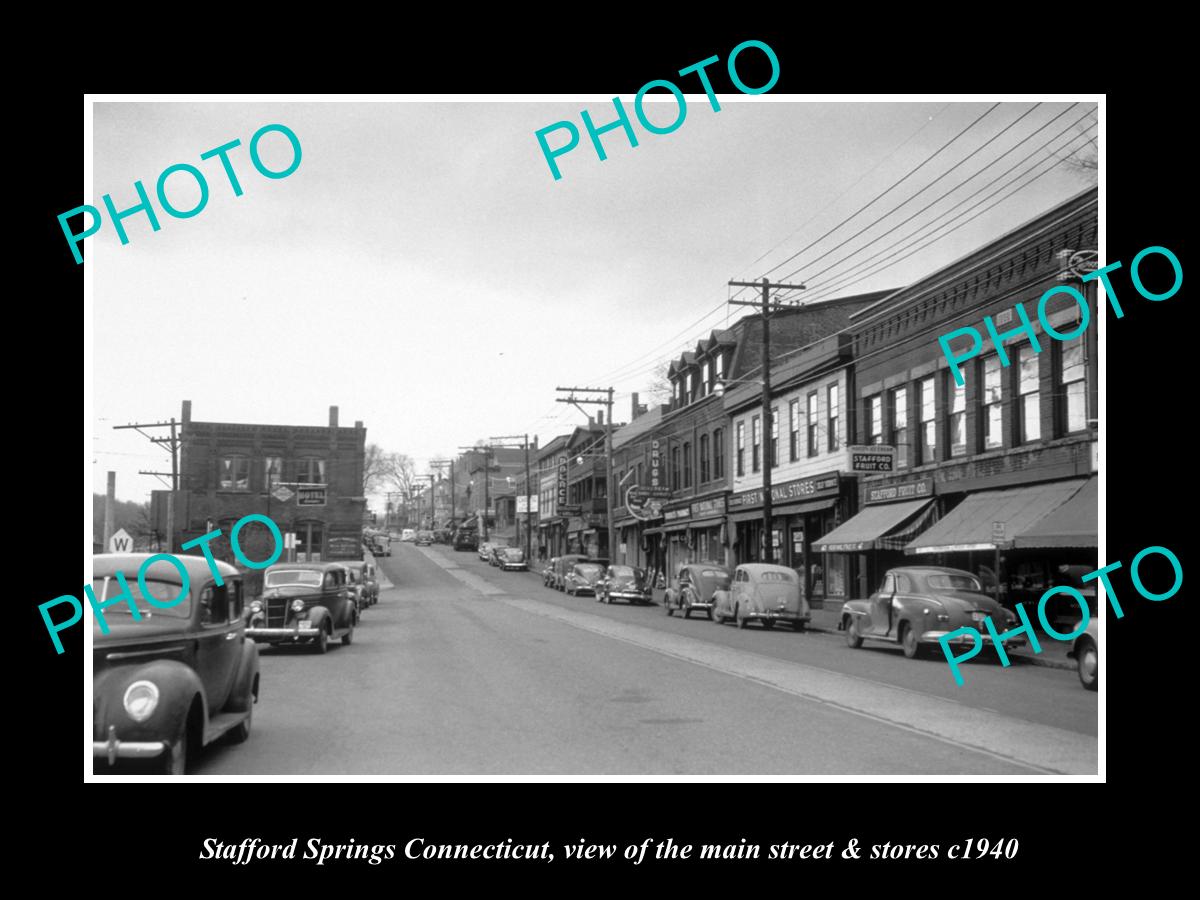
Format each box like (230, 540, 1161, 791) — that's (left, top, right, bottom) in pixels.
(850, 445, 896, 473)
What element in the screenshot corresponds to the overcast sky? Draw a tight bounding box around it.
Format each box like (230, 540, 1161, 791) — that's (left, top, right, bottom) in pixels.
(90, 98, 1098, 508)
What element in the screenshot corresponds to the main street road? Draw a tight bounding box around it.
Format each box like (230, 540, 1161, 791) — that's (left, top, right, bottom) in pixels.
(195, 543, 1098, 776)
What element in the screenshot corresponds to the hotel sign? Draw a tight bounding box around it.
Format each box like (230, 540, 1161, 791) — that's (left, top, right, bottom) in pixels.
(297, 486, 327, 507)
(864, 476, 934, 506)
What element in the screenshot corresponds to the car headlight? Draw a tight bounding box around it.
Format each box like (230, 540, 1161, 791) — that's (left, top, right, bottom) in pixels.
(291, 599, 306, 613)
(123, 680, 160, 722)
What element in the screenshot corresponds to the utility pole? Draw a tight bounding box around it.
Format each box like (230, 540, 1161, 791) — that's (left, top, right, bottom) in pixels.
(116, 417, 182, 553)
(103, 471, 116, 549)
(490, 434, 536, 559)
(555, 387, 614, 563)
(727, 278, 806, 565)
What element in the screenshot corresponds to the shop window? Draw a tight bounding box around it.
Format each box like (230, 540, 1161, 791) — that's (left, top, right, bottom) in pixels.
(713, 428, 725, 480)
(867, 394, 883, 445)
(1060, 336, 1088, 434)
(891, 386, 909, 468)
(807, 392, 819, 457)
(982, 355, 1003, 449)
(789, 399, 800, 462)
(218, 456, 249, 491)
(736, 422, 745, 477)
(948, 368, 967, 457)
(1017, 345, 1040, 443)
(295, 522, 324, 562)
(827, 383, 840, 453)
(752, 416, 761, 473)
(919, 376, 936, 463)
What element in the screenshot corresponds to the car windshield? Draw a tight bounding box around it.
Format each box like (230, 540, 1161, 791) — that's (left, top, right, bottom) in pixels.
(927, 573, 984, 592)
(89, 577, 191, 619)
(757, 571, 795, 583)
(575, 564, 604, 578)
(700, 569, 731, 587)
(611, 566, 637, 578)
(503, 549, 524, 559)
(265, 570, 323, 587)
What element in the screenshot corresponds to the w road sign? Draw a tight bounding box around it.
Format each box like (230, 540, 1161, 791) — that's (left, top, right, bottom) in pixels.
(108, 528, 133, 552)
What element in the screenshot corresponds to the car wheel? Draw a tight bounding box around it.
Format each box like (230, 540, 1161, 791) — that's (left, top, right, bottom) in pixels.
(793, 621, 807, 633)
(762, 620, 775, 630)
(161, 718, 189, 775)
(1077, 638, 1098, 691)
(735, 606, 747, 629)
(901, 623, 922, 659)
(313, 625, 329, 655)
(665, 598, 674, 616)
(227, 705, 252, 744)
(342, 622, 354, 646)
(845, 616, 864, 648)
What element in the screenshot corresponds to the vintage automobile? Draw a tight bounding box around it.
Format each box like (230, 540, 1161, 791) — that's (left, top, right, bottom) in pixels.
(1067, 617, 1098, 691)
(564, 561, 606, 596)
(596, 565, 652, 605)
(498, 547, 528, 571)
(663, 563, 731, 619)
(371, 534, 391, 557)
(842, 566, 1024, 659)
(478, 541, 497, 562)
(247, 562, 357, 653)
(345, 560, 378, 607)
(415, 530, 435, 547)
(543, 557, 560, 587)
(712, 564, 810, 631)
(401, 529, 416, 542)
(92, 553, 259, 775)
(453, 530, 478, 551)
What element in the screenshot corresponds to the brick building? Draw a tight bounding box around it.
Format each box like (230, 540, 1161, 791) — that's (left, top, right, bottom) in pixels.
(155, 401, 367, 593)
(817, 188, 1099, 612)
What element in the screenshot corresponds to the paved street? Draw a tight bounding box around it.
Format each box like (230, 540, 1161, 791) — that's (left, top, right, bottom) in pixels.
(194, 543, 1097, 776)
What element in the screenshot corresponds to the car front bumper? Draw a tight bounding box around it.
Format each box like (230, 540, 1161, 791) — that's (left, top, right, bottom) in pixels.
(93, 726, 166, 765)
(748, 610, 810, 623)
(247, 625, 321, 642)
(609, 591, 651, 601)
(501, 563, 527, 570)
(922, 629, 1026, 649)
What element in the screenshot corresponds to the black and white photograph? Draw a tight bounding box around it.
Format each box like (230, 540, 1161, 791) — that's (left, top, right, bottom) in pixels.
(77, 91, 1113, 782)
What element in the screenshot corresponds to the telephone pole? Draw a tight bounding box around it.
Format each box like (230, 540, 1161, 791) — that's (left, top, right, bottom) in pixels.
(115, 418, 182, 553)
(727, 278, 806, 564)
(555, 387, 614, 562)
(490, 434, 537, 559)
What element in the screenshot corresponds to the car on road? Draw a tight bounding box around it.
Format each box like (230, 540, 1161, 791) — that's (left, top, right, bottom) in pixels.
(345, 560, 379, 607)
(415, 530, 435, 546)
(663, 564, 731, 619)
(453, 530, 478, 551)
(478, 541, 497, 562)
(596, 565, 652, 605)
(841, 566, 1023, 659)
(247, 562, 357, 653)
(370, 534, 391, 557)
(550, 555, 588, 591)
(401, 529, 416, 542)
(564, 561, 606, 596)
(92, 553, 259, 775)
(1067, 617, 1097, 691)
(713, 564, 810, 631)
(498, 547, 528, 571)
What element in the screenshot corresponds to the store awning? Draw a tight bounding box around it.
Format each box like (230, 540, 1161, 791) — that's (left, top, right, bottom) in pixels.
(688, 516, 725, 530)
(812, 499, 934, 553)
(774, 497, 838, 517)
(728, 509, 764, 524)
(1012, 476, 1098, 548)
(905, 479, 1087, 555)
(643, 525, 665, 536)
(661, 521, 690, 534)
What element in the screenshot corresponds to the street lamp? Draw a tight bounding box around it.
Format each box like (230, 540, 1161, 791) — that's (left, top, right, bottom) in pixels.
(714, 376, 776, 563)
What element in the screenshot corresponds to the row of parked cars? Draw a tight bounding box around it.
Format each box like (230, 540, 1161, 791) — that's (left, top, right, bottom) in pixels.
(92, 553, 384, 776)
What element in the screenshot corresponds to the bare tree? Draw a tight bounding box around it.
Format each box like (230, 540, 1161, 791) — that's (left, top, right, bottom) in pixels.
(382, 452, 418, 497)
(641, 362, 673, 406)
(1056, 122, 1098, 184)
(363, 442, 388, 494)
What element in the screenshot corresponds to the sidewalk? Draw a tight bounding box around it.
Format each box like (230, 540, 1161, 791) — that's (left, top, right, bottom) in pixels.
(809, 601, 1075, 671)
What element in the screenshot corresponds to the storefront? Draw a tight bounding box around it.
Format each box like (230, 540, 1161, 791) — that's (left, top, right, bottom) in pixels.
(727, 471, 851, 607)
(538, 515, 567, 558)
(687, 494, 727, 567)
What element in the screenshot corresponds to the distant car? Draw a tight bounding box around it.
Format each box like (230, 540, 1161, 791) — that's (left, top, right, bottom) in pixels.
(453, 531, 478, 551)
(564, 562, 606, 596)
(550, 555, 588, 591)
(488, 544, 510, 567)
(414, 530, 434, 546)
(596, 565, 652, 605)
(478, 542, 496, 562)
(401, 529, 416, 542)
(371, 534, 391, 556)
(499, 547, 527, 571)
(345, 560, 378, 607)
(841, 566, 1022, 658)
(1067, 618, 1098, 691)
(663, 564, 731, 619)
(247, 562, 357, 653)
(713, 564, 810, 631)
(92, 553, 259, 775)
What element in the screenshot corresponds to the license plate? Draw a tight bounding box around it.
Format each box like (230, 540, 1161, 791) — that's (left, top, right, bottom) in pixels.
(298, 619, 311, 629)
(971, 612, 986, 622)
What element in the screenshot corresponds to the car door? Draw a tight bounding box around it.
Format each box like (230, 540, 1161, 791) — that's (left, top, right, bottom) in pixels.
(193, 579, 242, 713)
(867, 573, 897, 636)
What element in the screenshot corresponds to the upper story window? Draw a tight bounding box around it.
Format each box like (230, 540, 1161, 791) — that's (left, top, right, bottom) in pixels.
(807, 392, 819, 457)
(1060, 336, 1088, 434)
(716, 352, 726, 382)
(713, 428, 725, 480)
(867, 395, 883, 445)
(683, 441, 692, 488)
(982, 355, 1003, 449)
(789, 399, 800, 462)
(671, 445, 681, 491)
(919, 376, 936, 463)
(948, 368, 967, 457)
(1017, 345, 1040, 444)
(701, 361, 711, 397)
(751, 415, 761, 473)
(770, 407, 779, 468)
(891, 387, 908, 468)
(827, 384, 840, 452)
(263, 456, 283, 489)
(297, 458, 326, 484)
(688, 371, 698, 404)
(735, 422, 745, 477)
(219, 456, 249, 490)
(699, 434, 710, 483)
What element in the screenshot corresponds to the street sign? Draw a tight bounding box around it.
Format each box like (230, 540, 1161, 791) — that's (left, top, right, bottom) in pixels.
(108, 528, 133, 553)
(850, 445, 896, 473)
(991, 521, 1006, 543)
(271, 485, 295, 503)
(517, 495, 539, 514)
(297, 486, 327, 506)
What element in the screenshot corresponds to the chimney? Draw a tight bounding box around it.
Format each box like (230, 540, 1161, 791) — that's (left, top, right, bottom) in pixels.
(354, 420, 363, 429)
(329, 405, 339, 428)
(631, 393, 640, 420)
(181, 400, 192, 425)
(597, 409, 605, 426)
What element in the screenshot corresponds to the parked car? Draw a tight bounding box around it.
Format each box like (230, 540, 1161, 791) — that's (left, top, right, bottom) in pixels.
(247, 562, 357, 653)
(498, 547, 528, 571)
(1067, 618, 1098, 691)
(713, 564, 810, 631)
(478, 541, 497, 562)
(416, 530, 435, 546)
(345, 560, 379, 607)
(401, 529, 416, 542)
(92, 553, 259, 775)
(345, 565, 368, 612)
(564, 561, 606, 596)
(551, 555, 588, 591)
(543, 557, 560, 587)
(663, 564, 731, 619)
(595, 565, 651, 605)
(453, 530, 478, 551)
(371, 534, 391, 557)
(841, 566, 1022, 659)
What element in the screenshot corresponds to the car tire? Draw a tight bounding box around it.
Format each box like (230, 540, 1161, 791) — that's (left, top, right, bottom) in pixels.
(901, 623, 922, 659)
(342, 622, 354, 646)
(227, 705, 252, 745)
(1077, 637, 1098, 691)
(313, 625, 329, 655)
(845, 616, 864, 648)
(665, 595, 674, 616)
(161, 718, 189, 775)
